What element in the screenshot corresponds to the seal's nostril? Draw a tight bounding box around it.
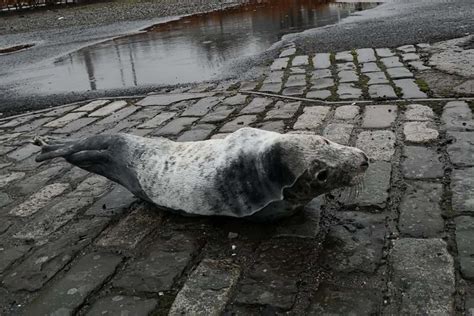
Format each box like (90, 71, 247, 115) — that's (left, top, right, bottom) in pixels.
(361, 161, 369, 168)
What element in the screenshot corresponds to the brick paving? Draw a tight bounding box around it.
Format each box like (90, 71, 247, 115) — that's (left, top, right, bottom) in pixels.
(0, 42, 473, 315)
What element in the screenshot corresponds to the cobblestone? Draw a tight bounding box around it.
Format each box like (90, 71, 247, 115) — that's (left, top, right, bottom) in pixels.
(265, 101, 300, 120)
(369, 84, 397, 99)
(375, 48, 395, 57)
(312, 68, 332, 79)
(270, 57, 289, 71)
(219, 115, 257, 132)
(334, 105, 360, 120)
(9, 183, 70, 217)
(306, 90, 331, 99)
(170, 259, 240, 315)
(138, 112, 175, 129)
(404, 103, 435, 121)
(86, 296, 157, 316)
(389, 238, 454, 314)
(335, 51, 353, 62)
(403, 121, 439, 143)
(356, 48, 376, 63)
(312, 53, 331, 69)
(451, 168, 474, 214)
(441, 101, 474, 131)
(310, 78, 334, 89)
(23, 253, 122, 315)
(337, 83, 362, 99)
(356, 130, 396, 161)
(6, 144, 41, 161)
(361, 62, 381, 73)
(402, 146, 444, 179)
(381, 56, 403, 68)
(113, 233, 197, 292)
(399, 181, 444, 237)
(291, 55, 309, 67)
(240, 97, 272, 114)
(447, 131, 474, 167)
(323, 123, 353, 145)
(455, 216, 474, 280)
(154, 117, 199, 136)
(181, 96, 221, 116)
(136, 93, 211, 106)
(293, 106, 330, 130)
(386, 67, 414, 79)
(394, 79, 428, 99)
(366, 71, 389, 85)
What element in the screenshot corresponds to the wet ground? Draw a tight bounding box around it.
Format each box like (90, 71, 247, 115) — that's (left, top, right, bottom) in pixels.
(1, 0, 377, 107)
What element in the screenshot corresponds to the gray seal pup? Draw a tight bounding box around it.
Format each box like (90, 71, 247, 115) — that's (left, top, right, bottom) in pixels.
(34, 127, 368, 220)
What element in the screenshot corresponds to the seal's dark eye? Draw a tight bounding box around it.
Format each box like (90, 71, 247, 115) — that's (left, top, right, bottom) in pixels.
(317, 169, 328, 182)
(323, 139, 330, 145)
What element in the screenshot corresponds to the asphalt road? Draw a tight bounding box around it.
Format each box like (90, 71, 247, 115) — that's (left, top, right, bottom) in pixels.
(0, 0, 473, 116)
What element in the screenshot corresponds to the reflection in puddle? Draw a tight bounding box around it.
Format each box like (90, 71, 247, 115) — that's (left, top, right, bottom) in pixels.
(14, 0, 378, 94)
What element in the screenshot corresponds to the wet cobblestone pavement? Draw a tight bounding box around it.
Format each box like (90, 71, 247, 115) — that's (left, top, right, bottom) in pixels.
(0, 43, 473, 315)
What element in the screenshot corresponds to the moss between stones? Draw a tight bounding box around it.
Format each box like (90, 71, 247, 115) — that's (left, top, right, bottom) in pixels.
(415, 78, 430, 93)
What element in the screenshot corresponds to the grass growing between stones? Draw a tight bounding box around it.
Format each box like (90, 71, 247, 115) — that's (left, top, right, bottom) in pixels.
(415, 78, 430, 93)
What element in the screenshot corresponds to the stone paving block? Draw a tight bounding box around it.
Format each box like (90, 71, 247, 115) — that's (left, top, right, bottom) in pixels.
(200, 105, 235, 123)
(399, 182, 444, 237)
(259, 83, 281, 93)
(291, 55, 309, 66)
(375, 48, 395, 57)
(136, 93, 211, 106)
(282, 86, 305, 96)
(96, 206, 161, 249)
(6, 143, 41, 161)
(394, 79, 428, 98)
(181, 97, 221, 116)
(88, 100, 127, 117)
(0, 115, 34, 128)
(70, 175, 111, 198)
(408, 61, 430, 71)
(356, 130, 395, 161)
(390, 238, 454, 315)
(381, 56, 403, 68)
(263, 71, 284, 84)
(337, 62, 356, 71)
(441, 101, 474, 131)
(13, 117, 53, 133)
(240, 97, 273, 114)
(113, 233, 198, 292)
(219, 115, 257, 133)
(235, 240, 312, 310)
(361, 62, 381, 73)
(447, 131, 474, 167)
(290, 67, 306, 74)
(256, 120, 285, 133)
(2, 218, 108, 291)
(309, 285, 380, 315)
(369, 84, 397, 99)
(154, 117, 199, 136)
(74, 100, 109, 112)
(310, 78, 334, 89)
(285, 75, 306, 87)
(362, 105, 397, 128)
(313, 53, 331, 69)
(52, 117, 98, 134)
(397, 44, 416, 53)
(403, 121, 439, 143)
(138, 112, 176, 129)
(23, 253, 122, 316)
(366, 71, 389, 85)
(0, 245, 31, 274)
(334, 105, 360, 120)
(312, 68, 332, 79)
(402, 146, 444, 179)
(356, 48, 377, 63)
(0, 132, 22, 142)
(386, 67, 414, 79)
(342, 161, 391, 208)
(239, 81, 258, 91)
(337, 83, 362, 99)
(279, 47, 296, 58)
(0, 192, 12, 208)
(306, 90, 331, 100)
(323, 123, 353, 145)
(13, 165, 66, 196)
(404, 104, 435, 121)
(0, 171, 26, 188)
(95, 106, 139, 125)
(270, 57, 289, 71)
(85, 185, 136, 217)
(169, 259, 240, 316)
(338, 70, 358, 83)
(10, 183, 70, 217)
(402, 53, 420, 61)
(86, 296, 158, 316)
(265, 101, 300, 120)
(451, 168, 474, 214)
(455, 216, 474, 279)
(42, 104, 77, 117)
(454, 80, 474, 95)
(14, 196, 94, 242)
(222, 94, 248, 106)
(210, 133, 229, 139)
(293, 106, 330, 130)
(177, 124, 215, 141)
(321, 212, 386, 273)
(335, 51, 353, 62)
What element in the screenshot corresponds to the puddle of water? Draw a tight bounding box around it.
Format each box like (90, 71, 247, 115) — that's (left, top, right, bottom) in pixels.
(10, 0, 378, 95)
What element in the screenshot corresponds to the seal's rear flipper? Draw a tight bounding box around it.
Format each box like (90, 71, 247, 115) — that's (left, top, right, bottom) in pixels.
(34, 136, 81, 162)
